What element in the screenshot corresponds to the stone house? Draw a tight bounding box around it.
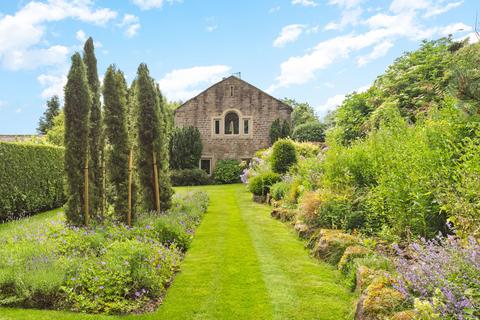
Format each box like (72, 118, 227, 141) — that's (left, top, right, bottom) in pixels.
(174, 75, 292, 174)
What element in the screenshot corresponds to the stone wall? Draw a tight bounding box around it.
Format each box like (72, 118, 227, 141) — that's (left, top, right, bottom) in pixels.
(174, 76, 291, 170)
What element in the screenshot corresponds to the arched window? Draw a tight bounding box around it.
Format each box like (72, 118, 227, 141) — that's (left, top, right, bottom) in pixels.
(224, 111, 239, 134)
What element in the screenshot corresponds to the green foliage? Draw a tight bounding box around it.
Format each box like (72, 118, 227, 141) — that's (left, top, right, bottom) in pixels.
(169, 126, 202, 170)
(103, 65, 130, 223)
(153, 217, 191, 252)
(214, 159, 242, 184)
(133, 64, 172, 213)
(284, 98, 319, 129)
(269, 119, 290, 145)
(63, 52, 91, 226)
(0, 143, 64, 221)
(292, 122, 326, 142)
(46, 111, 64, 146)
(83, 37, 104, 220)
(37, 96, 61, 135)
(270, 181, 290, 201)
(248, 172, 281, 196)
(171, 169, 211, 186)
(271, 139, 297, 174)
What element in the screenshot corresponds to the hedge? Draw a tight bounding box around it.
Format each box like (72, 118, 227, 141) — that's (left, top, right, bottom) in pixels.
(0, 142, 65, 221)
(171, 168, 212, 186)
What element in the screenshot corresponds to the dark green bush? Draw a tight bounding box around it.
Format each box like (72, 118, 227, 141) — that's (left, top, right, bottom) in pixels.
(0, 142, 64, 221)
(271, 139, 297, 174)
(248, 172, 281, 196)
(213, 159, 242, 184)
(292, 122, 326, 142)
(154, 216, 191, 251)
(169, 126, 202, 169)
(171, 168, 212, 186)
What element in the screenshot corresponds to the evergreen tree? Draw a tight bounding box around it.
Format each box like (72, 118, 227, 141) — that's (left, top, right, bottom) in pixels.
(281, 120, 291, 138)
(37, 95, 60, 134)
(133, 64, 167, 212)
(103, 65, 130, 223)
(83, 37, 104, 220)
(169, 126, 202, 169)
(269, 119, 282, 145)
(156, 86, 174, 211)
(64, 53, 91, 226)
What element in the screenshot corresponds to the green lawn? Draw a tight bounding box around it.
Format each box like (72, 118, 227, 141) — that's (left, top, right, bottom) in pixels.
(0, 184, 356, 320)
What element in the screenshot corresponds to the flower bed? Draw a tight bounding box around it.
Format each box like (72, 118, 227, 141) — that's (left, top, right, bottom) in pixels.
(0, 191, 208, 314)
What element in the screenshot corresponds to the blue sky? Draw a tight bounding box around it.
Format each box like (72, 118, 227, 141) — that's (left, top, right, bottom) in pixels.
(0, 0, 478, 134)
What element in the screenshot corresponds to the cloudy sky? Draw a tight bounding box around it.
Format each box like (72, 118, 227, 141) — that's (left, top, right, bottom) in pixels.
(0, 0, 477, 134)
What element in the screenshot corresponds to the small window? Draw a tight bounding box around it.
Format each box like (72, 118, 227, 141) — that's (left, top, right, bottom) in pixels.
(214, 119, 220, 134)
(200, 159, 211, 175)
(243, 119, 249, 134)
(230, 86, 234, 97)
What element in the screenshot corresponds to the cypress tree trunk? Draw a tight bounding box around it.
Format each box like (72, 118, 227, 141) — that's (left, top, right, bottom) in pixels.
(64, 53, 91, 226)
(83, 37, 104, 221)
(103, 66, 130, 223)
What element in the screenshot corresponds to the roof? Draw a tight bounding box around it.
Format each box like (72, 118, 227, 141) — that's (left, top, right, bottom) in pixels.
(174, 75, 292, 113)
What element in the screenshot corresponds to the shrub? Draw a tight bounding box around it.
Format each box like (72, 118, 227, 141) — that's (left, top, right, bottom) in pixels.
(299, 191, 322, 224)
(214, 159, 242, 184)
(270, 181, 289, 200)
(171, 169, 211, 186)
(310, 229, 359, 265)
(248, 172, 281, 196)
(154, 216, 191, 251)
(0, 142, 64, 222)
(338, 245, 370, 273)
(169, 126, 202, 170)
(359, 276, 406, 319)
(270, 139, 297, 174)
(292, 122, 326, 142)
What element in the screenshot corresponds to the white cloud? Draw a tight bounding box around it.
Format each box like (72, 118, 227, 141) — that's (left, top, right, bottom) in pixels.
(205, 17, 217, 32)
(439, 22, 471, 36)
(324, 7, 362, 31)
(327, 0, 364, 8)
(37, 71, 67, 99)
(158, 65, 231, 101)
(273, 24, 306, 47)
(291, 0, 318, 7)
(316, 94, 346, 116)
(15, 108, 22, 113)
(76, 29, 86, 42)
(424, 1, 463, 18)
(119, 14, 140, 38)
(269, 6, 281, 14)
(357, 40, 393, 66)
(0, 0, 117, 70)
(131, 0, 182, 10)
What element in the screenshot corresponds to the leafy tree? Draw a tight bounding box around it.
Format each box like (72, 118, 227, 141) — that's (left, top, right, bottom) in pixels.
(283, 98, 318, 128)
(103, 65, 130, 223)
(37, 96, 60, 134)
(83, 37, 104, 219)
(271, 139, 297, 174)
(46, 111, 64, 146)
(292, 122, 326, 142)
(281, 120, 291, 138)
(64, 53, 91, 226)
(133, 64, 171, 212)
(269, 119, 282, 145)
(169, 126, 202, 169)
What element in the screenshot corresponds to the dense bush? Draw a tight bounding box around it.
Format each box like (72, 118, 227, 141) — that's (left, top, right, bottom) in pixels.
(248, 172, 281, 196)
(214, 159, 242, 184)
(0, 191, 208, 314)
(292, 122, 326, 142)
(270, 181, 290, 201)
(0, 142, 64, 222)
(270, 139, 297, 174)
(171, 168, 211, 186)
(169, 126, 202, 170)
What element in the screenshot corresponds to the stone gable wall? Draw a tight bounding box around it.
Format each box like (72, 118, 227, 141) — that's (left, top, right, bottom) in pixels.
(174, 77, 291, 169)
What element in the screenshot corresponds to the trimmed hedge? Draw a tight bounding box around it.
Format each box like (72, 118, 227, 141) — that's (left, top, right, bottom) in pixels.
(0, 142, 64, 221)
(171, 168, 212, 186)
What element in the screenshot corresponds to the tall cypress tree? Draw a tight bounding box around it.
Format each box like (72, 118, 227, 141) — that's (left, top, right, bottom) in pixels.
(64, 53, 91, 226)
(103, 65, 130, 223)
(133, 64, 166, 212)
(38, 95, 60, 134)
(83, 37, 103, 220)
(156, 86, 173, 211)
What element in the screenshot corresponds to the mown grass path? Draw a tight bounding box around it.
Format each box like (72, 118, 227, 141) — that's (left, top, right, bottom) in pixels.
(0, 184, 355, 320)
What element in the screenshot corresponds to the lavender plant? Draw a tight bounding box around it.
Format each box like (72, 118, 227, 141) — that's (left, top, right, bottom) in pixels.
(393, 235, 480, 319)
